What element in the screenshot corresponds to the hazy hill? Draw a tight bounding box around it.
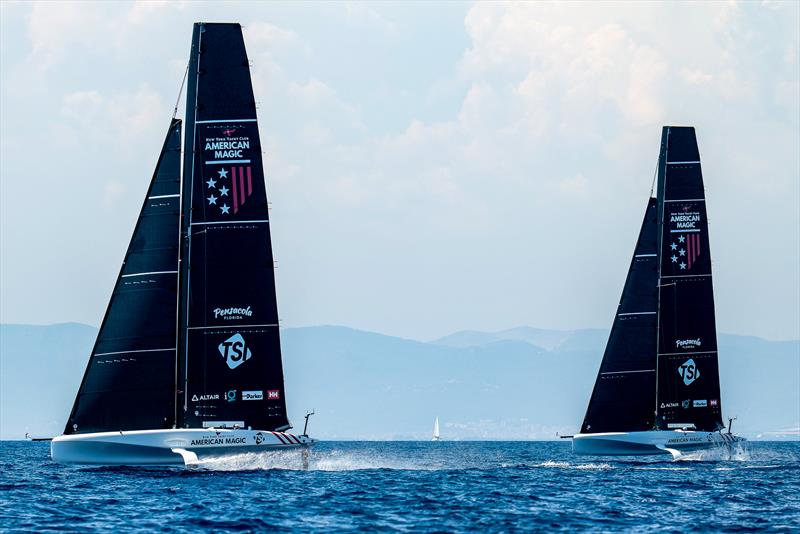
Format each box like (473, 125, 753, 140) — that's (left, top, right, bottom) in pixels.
(1, 323, 797, 440)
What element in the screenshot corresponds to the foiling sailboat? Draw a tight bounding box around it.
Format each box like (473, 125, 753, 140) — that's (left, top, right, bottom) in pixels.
(51, 23, 314, 465)
(572, 126, 744, 457)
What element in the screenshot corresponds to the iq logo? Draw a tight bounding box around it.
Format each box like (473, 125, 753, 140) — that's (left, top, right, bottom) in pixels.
(678, 358, 700, 386)
(225, 390, 237, 402)
(218, 333, 252, 370)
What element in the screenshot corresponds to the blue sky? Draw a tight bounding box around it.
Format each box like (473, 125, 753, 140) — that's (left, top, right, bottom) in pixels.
(1, 1, 798, 341)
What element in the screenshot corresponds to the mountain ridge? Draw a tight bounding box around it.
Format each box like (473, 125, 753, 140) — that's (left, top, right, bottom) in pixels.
(1, 322, 797, 440)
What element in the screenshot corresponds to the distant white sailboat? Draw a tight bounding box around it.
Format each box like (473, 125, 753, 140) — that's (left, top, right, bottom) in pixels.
(432, 417, 440, 441)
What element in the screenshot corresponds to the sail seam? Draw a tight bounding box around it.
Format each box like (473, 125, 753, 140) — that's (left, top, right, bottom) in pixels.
(617, 311, 656, 316)
(149, 194, 180, 199)
(121, 270, 178, 278)
(601, 369, 655, 375)
(658, 350, 717, 356)
(195, 118, 257, 124)
(205, 159, 251, 165)
(667, 160, 700, 164)
(187, 324, 278, 330)
(190, 219, 268, 226)
(94, 348, 176, 357)
(660, 274, 711, 279)
(664, 198, 705, 203)
(634, 254, 657, 257)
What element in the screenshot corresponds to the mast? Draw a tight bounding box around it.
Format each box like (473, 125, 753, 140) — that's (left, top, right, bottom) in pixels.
(580, 198, 659, 433)
(65, 119, 182, 434)
(654, 126, 724, 432)
(176, 23, 290, 431)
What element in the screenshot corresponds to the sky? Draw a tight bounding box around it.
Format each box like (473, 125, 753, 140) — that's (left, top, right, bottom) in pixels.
(1, 1, 798, 342)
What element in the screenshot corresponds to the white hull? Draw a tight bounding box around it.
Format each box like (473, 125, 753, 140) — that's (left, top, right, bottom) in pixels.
(572, 430, 744, 457)
(51, 428, 314, 466)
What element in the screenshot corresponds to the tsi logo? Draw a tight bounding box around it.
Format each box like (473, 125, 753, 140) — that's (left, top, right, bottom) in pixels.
(242, 390, 263, 401)
(218, 333, 252, 370)
(677, 358, 700, 386)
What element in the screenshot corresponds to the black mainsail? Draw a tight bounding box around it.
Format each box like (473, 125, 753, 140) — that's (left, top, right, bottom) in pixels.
(65, 119, 182, 434)
(581, 198, 658, 433)
(654, 126, 723, 431)
(581, 126, 725, 435)
(177, 23, 290, 431)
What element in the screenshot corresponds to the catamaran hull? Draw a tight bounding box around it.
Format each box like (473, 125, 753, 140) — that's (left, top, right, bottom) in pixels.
(51, 428, 314, 466)
(572, 430, 744, 456)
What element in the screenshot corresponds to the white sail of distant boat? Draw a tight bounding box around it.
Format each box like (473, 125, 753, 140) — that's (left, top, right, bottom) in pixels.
(432, 417, 440, 441)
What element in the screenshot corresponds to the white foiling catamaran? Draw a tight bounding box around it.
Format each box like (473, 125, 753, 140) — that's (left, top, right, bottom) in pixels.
(52, 23, 314, 465)
(572, 126, 744, 457)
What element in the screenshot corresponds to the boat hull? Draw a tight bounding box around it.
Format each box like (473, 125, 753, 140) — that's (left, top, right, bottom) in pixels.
(572, 430, 744, 456)
(51, 428, 314, 466)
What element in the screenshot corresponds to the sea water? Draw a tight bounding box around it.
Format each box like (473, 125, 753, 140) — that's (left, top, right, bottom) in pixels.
(1, 441, 798, 531)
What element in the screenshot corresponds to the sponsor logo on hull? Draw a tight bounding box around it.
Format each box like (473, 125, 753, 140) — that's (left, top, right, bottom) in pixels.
(693, 399, 707, 408)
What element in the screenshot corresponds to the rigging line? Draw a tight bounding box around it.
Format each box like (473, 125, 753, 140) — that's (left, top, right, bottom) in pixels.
(649, 152, 658, 197)
(172, 62, 190, 120)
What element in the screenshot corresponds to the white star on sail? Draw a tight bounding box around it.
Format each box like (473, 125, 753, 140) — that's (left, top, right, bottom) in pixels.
(670, 243, 677, 250)
(219, 185, 229, 196)
(207, 194, 218, 205)
(220, 203, 230, 214)
(679, 249, 686, 256)
(679, 262, 687, 269)
(206, 177, 217, 188)
(678, 235, 685, 243)
(218, 168, 229, 179)
(671, 255, 678, 263)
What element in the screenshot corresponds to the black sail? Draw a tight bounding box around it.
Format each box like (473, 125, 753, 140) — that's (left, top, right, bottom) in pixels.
(581, 198, 659, 433)
(654, 126, 724, 431)
(65, 119, 182, 434)
(177, 23, 290, 431)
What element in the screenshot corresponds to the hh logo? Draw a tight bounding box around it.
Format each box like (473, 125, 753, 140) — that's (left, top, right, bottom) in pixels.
(218, 333, 252, 370)
(678, 358, 700, 386)
(267, 390, 281, 400)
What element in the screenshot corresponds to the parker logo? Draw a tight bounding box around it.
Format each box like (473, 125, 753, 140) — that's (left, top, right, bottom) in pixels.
(693, 399, 707, 408)
(242, 390, 263, 401)
(213, 306, 253, 320)
(675, 338, 701, 349)
(218, 333, 252, 370)
(678, 359, 700, 386)
(267, 389, 281, 400)
(191, 394, 220, 402)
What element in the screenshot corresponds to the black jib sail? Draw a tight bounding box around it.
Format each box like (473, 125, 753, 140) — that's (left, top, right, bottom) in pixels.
(654, 126, 723, 431)
(65, 119, 182, 434)
(581, 198, 659, 434)
(177, 23, 290, 431)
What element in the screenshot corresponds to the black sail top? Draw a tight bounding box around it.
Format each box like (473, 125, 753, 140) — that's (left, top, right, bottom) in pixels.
(177, 23, 290, 431)
(654, 126, 724, 431)
(581, 198, 659, 433)
(65, 119, 182, 434)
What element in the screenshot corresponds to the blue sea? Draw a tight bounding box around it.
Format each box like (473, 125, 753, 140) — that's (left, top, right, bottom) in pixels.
(1, 441, 798, 532)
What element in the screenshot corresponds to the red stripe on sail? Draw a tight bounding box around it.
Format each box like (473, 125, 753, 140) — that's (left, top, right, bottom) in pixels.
(688, 235, 693, 269)
(232, 167, 239, 214)
(247, 166, 252, 196)
(239, 167, 245, 206)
